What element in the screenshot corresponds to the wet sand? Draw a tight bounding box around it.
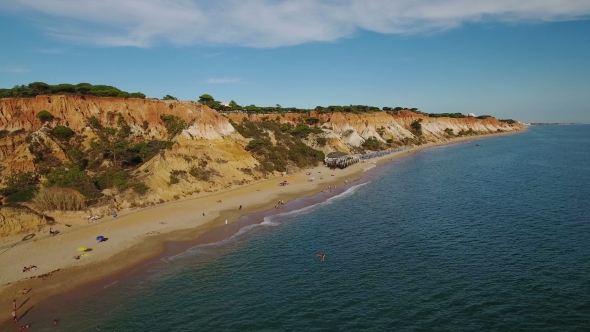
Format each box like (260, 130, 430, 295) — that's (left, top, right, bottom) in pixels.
(0, 130, 524, 327)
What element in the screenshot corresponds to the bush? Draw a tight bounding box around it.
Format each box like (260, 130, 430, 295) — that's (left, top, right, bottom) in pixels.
(44, 165, 101, 199)
(51, 125, 74, 139)
(444, 128, 454, 136)
(36, 110, 54, 122)
(246, 139, 268, 152)
(410, 120, 422, 135)
(32, 187, 87, 211)
(188, 166, 210, 181)
(161, 114, 187, 138)
(6, 189, 35, 203)
(362, 136, 386, 151)
(96, 168, 129, 190)
(132, 182, 149, 195)
(316, 137, 327, 146)
(88, 116, 102, 129)
(1, 172, 39, 202)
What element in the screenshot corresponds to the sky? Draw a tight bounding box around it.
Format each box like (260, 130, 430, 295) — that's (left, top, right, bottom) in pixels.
(1, 0, 589, 123)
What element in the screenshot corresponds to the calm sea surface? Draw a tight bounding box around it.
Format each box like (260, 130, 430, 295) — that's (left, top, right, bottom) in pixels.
(20, 126, 590, 331)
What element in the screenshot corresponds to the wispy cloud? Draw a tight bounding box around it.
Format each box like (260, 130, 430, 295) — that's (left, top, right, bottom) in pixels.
(3, 0, 590, 48)
(3, 65, 30, 73)
(206, 78, 240, 84)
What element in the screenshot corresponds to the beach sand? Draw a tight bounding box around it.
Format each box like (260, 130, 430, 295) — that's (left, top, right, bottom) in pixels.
(0, 131, 523, 325)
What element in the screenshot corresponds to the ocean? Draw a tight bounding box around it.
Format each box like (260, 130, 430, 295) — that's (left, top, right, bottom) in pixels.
(16, 126, 590, 331)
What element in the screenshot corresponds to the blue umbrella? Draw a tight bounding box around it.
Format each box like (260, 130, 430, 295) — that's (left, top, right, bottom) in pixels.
(96, 236, 105, 242)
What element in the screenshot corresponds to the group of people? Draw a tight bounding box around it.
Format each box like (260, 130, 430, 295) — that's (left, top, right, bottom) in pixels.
(21, 265, 38, 273)
(11, 294, 59, 328)
(86, 215, 101, 223)
(274, 199, 285, 209)
(323, 185, 336, 193)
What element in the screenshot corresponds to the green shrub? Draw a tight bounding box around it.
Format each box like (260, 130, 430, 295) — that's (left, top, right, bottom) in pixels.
(316, 137, 327, 146)
(410, 120, 422, 135)
(132, 182, 149, 195)
(36, 110, 54, 122)
(7, 189, 35, 203)
(51, 125, 74, 139)
(88, 116, 102, 129)
(96, 168, 129, 190)
(362, 136, 386, 151)
(189, 165, 219, 182)
(444, 128, 454, 135)
(44, 165, 101, 198)
(1, 172, 38, 202)
(161, 114, 187, 138)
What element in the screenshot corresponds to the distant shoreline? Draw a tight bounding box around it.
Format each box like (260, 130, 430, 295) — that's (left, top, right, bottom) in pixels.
(0, 129, 525, 327)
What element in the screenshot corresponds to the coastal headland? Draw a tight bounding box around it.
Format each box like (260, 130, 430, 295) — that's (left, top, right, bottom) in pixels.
(0, 94, 525, 325)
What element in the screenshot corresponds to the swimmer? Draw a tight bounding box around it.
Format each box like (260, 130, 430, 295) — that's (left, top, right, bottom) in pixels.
(316, 253, 326, 261)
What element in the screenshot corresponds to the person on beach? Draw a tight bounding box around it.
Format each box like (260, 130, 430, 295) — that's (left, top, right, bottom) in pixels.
(12, 309, 17, 323)
(53, 319, 58, 326)
(239, 205, 242, 210)
(203, 212, 205, 216)
(13, 299, 16, 310)
(316, 253, 326, 261)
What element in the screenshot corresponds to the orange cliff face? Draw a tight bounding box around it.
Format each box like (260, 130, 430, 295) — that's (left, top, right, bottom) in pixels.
(0, 95, 233, 136)
(0, 96, 524, 221)
(0, 96, 263, 204)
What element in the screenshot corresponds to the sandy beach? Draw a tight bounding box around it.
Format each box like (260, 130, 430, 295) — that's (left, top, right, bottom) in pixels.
(0, 130, 524, 326)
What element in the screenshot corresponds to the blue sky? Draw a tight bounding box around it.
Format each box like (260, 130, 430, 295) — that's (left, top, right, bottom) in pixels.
(1, 0, 589, 123)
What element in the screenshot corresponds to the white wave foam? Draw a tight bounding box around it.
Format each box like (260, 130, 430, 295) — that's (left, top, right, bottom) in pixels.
(166, 182, 369, 261)
(267, 181, 369, 223)
(261, 218, 280, 226)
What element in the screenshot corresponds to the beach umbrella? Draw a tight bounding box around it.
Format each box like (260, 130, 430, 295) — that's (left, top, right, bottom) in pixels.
(96, 236, 105, 242)
(77, 246, 87, 252)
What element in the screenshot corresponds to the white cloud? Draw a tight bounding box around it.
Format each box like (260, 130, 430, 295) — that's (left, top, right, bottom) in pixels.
(3, 65, 30, 73)
(3, 0, 590, 48)
(206, 78, 240, 84)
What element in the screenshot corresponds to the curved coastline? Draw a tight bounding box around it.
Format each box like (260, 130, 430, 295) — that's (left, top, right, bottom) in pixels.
(0, 130, 525, 327)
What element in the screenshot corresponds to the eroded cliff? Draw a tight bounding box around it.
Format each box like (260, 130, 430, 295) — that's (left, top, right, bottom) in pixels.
(0, 96, 523, 235)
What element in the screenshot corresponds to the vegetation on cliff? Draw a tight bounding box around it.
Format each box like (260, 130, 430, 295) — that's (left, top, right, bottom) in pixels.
(0, 108, 188, 209)
(0, 82, 145, 99)
(0, 94, 522, 215)
(230, 117, 325, 173)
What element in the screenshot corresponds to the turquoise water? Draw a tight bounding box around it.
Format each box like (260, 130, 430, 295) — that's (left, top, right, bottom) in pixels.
(14, 126, 590, 331)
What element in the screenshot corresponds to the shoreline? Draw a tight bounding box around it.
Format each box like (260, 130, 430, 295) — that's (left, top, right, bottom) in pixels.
(0, 130, 524, 326)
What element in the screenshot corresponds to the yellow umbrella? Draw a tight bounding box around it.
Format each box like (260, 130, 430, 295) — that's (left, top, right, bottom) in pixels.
(77, 247, 87, 252)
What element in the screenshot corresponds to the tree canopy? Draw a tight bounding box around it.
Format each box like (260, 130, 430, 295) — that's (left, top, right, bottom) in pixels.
(0, 82, 146, 99)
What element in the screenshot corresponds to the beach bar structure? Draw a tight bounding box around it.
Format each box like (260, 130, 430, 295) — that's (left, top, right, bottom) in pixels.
(324, 151, 360, 169)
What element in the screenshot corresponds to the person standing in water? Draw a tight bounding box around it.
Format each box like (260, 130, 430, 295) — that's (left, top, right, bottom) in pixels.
(316, 253, 326, 261)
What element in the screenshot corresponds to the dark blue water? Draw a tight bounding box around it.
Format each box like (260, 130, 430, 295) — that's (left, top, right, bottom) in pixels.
(22, 126, 590, 331)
